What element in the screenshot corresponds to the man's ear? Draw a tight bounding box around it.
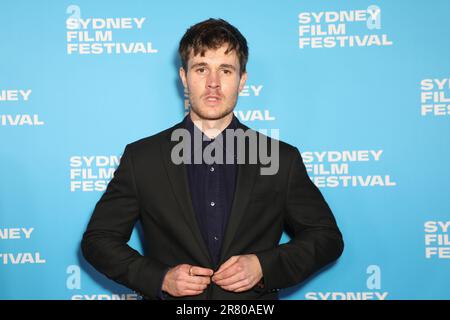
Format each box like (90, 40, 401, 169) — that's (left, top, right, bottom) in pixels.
(239, 71, 248, 92)
(179, 67, 188, 89)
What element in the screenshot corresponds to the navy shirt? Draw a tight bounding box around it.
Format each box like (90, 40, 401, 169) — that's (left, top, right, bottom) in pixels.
(185, 114, 238, 267)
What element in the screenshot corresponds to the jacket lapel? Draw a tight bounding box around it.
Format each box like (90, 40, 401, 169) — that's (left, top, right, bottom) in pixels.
(219, 121, 259, 263)
(160, 122, 212, 267)
(219, 160, 259, 264)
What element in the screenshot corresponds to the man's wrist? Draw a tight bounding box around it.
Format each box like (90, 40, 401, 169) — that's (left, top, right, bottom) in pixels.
(159, 267, 171, 298)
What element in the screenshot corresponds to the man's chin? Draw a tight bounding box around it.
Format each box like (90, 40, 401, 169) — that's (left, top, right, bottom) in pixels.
(191, 108, 234, 121)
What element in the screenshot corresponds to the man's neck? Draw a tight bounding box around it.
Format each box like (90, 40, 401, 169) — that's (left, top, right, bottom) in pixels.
(189, 112, 234, 139)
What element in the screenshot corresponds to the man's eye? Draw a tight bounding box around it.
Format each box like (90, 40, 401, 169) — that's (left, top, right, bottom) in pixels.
(223, 69, 232, 74)
(197, 68, 206, 73)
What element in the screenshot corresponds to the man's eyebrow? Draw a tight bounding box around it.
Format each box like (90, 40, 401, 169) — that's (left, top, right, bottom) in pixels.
(190, 62, 208, 69)
(189, 62, 237, 70)
(219, 64, 236, 70)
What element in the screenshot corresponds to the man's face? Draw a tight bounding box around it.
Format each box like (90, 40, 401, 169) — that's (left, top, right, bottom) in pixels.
(180, 44, 247, 121)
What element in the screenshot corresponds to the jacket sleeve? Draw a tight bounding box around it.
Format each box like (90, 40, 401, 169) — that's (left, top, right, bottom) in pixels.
(81, 144, 169, 299)
(255, 147, 344, 290)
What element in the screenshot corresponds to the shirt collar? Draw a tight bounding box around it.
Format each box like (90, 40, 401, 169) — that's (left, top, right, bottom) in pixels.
(183, 113, 237, 158)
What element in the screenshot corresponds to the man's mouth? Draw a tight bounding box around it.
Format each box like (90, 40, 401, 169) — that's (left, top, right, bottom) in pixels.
(204, 95, 222, 104)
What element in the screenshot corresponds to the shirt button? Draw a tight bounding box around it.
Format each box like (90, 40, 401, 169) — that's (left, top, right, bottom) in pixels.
(210, 167, 215, 172)
(210, 201, 215, 206)
(214, 236, 219, 241)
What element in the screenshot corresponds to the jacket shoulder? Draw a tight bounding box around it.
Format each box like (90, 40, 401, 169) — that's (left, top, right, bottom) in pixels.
(241, 124, 300, 159)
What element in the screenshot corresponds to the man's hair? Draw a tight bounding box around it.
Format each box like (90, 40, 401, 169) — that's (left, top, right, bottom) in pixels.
(178, 18, 249, 76)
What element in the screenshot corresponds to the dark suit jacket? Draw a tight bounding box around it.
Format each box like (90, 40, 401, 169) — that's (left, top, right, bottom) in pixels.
(81, 118, 344, 300)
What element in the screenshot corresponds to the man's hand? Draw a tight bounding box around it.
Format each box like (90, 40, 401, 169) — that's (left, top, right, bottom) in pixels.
(162, 264, 214, 297)
(212, 254, 263, 293)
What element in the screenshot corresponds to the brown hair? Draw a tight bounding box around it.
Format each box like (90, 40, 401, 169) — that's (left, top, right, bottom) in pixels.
(178, 18, 249, 76)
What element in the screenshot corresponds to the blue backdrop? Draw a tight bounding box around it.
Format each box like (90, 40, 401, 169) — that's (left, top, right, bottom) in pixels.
(1, 0, 449, 300)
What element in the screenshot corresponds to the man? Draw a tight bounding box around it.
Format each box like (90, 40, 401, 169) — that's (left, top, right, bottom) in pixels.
(81, 18, 344, 300)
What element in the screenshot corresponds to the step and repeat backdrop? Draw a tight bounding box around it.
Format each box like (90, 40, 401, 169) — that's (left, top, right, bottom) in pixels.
(1, 0, 449, 300)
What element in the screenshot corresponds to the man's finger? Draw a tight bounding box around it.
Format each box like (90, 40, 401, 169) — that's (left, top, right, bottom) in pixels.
(190, 266, 214, 277)
(214, 256, 239, 275)
(213, 263, 240, 282)
(186, 275, 212, 285)
(222, 279, 251, 292)
(214, 271, 245, 287)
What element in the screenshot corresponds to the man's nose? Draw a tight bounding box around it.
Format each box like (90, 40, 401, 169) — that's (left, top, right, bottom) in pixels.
(206, 71, 220, 89)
